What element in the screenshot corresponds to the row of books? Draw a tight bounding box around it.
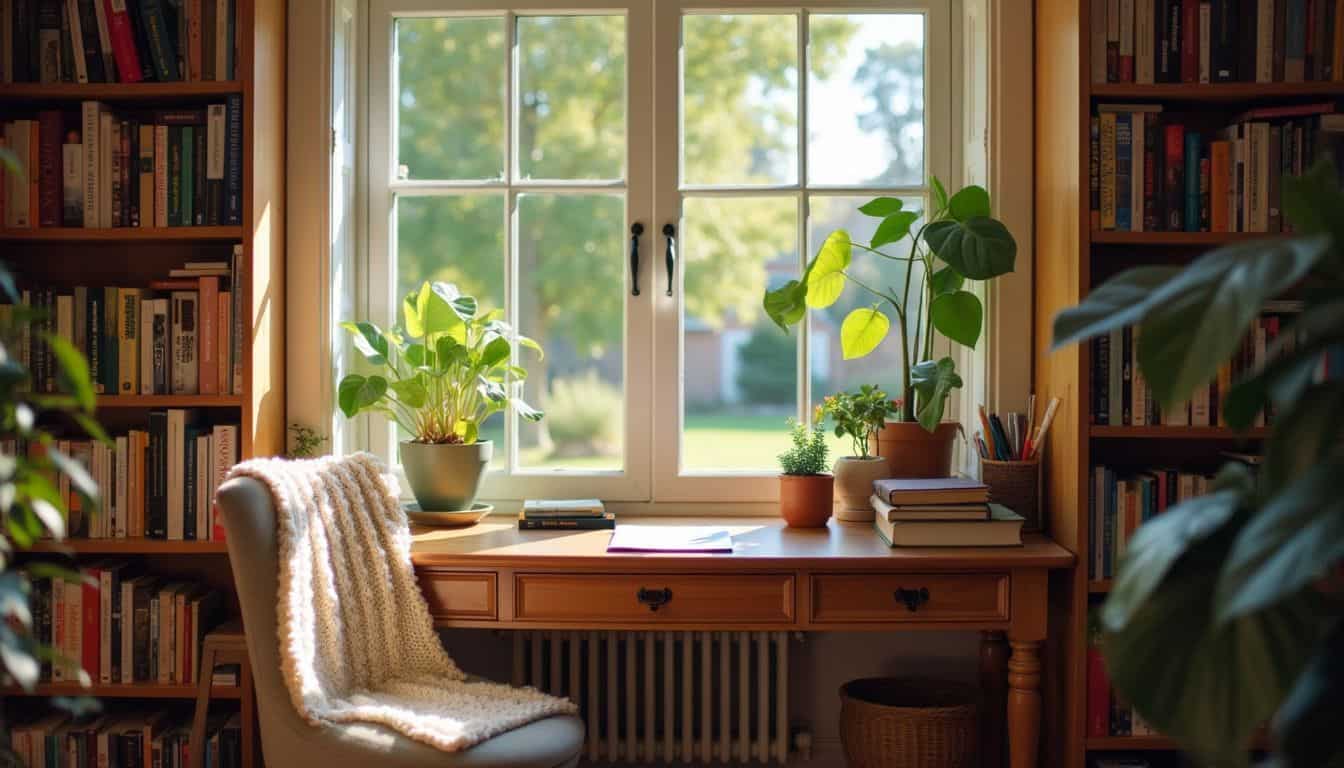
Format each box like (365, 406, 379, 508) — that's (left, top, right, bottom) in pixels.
(0, 99, 243, 230)
(0, 0, 238, 84)
(1089, 0, 1344, 84)
(28, 568, 224, 685)
(518, 498, 615, 530)
(1089, 306, 1309, 426)
(1088, 617, 1158, 738)
(1090, 102, 1344, 233)
(2, 256, 246, 396)
(870, 478, 1025, 547)
(1087, 464, 1217, 579)
(10, 708, 243, 768)
(2, 413, 239, 542)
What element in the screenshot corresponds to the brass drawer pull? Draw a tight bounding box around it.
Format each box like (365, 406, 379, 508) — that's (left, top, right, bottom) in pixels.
(894, 587, 930, 612)
(637, 587, 673, 612)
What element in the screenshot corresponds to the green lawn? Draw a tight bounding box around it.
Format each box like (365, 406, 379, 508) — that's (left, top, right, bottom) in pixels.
(508, 410, 855, 472)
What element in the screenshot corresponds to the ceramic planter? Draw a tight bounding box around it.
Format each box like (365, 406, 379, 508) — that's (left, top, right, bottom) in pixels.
(876, 421, 960, 479)
(400, 439, 492, 512)
(832, 456, 888, 521)
(779, 474, 834, 528)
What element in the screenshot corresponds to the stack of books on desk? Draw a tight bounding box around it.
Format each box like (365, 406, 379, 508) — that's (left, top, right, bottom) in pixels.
(518, 499, 615, 530)
(870, 478, 1024, 547)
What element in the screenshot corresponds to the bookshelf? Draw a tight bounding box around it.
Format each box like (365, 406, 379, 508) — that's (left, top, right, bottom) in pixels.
(1, 0, 285, 763)
(1034, 0, 1343, 765)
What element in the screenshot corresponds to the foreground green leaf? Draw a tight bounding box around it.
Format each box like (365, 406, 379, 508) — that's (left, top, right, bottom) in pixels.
(840, 307, 890, 360)
(948, 185, 991, 221)
(858, 197, 904, 217)
(909, 357, 963, 431)
(929, 290, 982, 348)
(870, 211, 919, 249)
(337, 374, 387, 418)
(806, 230, 852, 309)
(923, 217, 1016, 279)
(763, 280, 808, 332)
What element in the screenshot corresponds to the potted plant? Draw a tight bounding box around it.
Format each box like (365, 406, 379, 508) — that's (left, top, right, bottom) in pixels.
(1051, 159, 1344, 766)
(822, 385, 900, 521)
(764, 177, 1016, 478)
(777, 417, 833, 528)
(338, 280, 545, 512)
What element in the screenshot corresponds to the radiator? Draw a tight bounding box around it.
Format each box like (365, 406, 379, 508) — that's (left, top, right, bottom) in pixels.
(511, 631, 795, 764)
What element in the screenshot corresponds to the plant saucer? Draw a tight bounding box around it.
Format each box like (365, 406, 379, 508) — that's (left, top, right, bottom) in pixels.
(404, 502, 493, 527)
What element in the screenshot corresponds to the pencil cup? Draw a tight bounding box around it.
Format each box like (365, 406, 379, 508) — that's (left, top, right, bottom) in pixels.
(980, 457, 1042, 533)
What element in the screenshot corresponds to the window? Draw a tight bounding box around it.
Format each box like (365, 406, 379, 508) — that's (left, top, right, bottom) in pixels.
(364, 0, 957, 504)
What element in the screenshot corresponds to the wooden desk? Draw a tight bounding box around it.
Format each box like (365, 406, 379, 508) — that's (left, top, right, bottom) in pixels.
(411, 517, 1073, 768)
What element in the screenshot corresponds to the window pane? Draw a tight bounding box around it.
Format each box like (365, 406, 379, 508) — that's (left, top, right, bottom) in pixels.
(682, 15, 798, 186)
(807, 195, 923, 458)
(517, 16, 626, 181)
(396, 17, 505, 180)
(396, 194, 507, 466)
(682, 196, 798, 471)
(808, 14, 925, 187)
(516, 194, 625, 471)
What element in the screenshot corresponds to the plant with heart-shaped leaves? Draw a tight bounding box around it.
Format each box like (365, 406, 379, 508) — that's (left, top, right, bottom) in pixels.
(763, 176, 1017, 431)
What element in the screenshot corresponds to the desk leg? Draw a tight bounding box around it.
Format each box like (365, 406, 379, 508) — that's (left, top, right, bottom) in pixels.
(1007, 640, 1042, 768)
(980, 631, 1008, 768)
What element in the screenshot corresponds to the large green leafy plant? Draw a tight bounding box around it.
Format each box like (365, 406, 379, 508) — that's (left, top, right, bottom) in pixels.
(338, 281, 545, 444)
(1052, 160, 1344, 767)
(764, 178, 1017, 430)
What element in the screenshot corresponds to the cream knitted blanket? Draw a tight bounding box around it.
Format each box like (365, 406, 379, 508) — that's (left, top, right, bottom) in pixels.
(225, 452, 576, 752)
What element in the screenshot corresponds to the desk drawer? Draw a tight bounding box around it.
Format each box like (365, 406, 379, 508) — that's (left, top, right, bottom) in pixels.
(420, 571, 497, 621)
(810, 573, 1008, 624)
(515, 573, 794, 624)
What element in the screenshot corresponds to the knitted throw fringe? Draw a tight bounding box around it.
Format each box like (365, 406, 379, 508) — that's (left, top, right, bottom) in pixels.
(225, 452, 576, 752)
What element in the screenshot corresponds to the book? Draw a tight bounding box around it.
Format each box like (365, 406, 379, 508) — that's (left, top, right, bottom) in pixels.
(870, 494, 990, 522)
(518, 513, 617, 530)
(873, 477, 990, 506)
(170, 290, 197, 394)
(873, 504, 1025, 547)
(522, 498, 606, 517)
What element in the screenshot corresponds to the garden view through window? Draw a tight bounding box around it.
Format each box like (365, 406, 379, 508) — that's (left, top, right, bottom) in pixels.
(379, 4, 934, 489)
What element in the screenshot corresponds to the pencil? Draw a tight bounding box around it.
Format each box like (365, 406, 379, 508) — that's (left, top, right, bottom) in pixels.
(977, 405, 998, 460)
(1029, 397, 1062, 460)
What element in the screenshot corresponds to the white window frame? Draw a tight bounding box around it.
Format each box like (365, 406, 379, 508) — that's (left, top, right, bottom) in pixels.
(286, 0, 1036, 511)
(651, 0, 956, 502)
(363, 0, 655, 501)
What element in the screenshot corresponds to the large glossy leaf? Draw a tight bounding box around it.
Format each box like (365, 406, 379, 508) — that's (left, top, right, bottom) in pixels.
(1272, 623, 1344, 768)
(909, 357, 963, 431)
(1103, 464, 1253, 627)
(840, 307, 890, 360)
(806, 230, 852, 309)
(929, 290, 982, 348)
(1051, 266, 1182, 349)
(479, 336, 511, 369)
(922, 217, 1016, 279)
(1215, 457, 1344, 622)
(46, 447, 98, 501)
(418, 282, 471, 340)
(1103, 534, 1324, 765)
(1281, 157, 1344, 274)
(763, 280, 807, 332)
(45, 334, 94, 411)
(337, 374, 387, 418)
(930, 265, 964, 296)
(1263, 381, 1344, 490)
(870, 211, 919, 249)
(1221, 350, 1323, 431)
(1134, 236, 1332, 407)
(341, 321, 389, 365)
(948, 185, 991, 221)
(516, 334, 544, 360)
(389, 378, 428, 409)
(515, 397, 544, 422)
(402, 292, 425, 338)
(858, 197, 903, 217)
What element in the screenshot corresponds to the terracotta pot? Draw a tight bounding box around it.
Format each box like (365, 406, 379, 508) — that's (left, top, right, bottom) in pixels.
(779, 474, 834, 528)
(876, 422, 960, 479)
(832, 456, 888, 522)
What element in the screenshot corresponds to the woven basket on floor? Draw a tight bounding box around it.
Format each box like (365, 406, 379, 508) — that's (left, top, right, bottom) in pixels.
(839, 677, 979, 768)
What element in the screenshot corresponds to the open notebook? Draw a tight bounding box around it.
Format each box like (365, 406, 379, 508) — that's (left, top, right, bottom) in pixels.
(606, 525, 734, 553)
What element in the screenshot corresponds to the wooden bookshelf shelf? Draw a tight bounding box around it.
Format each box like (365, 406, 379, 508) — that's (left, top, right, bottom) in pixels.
(1090, 230, 1277, 246)
(1090, 81, 1344, 101)
(3, 682, 240, 699)
(1088, 580, 1113, 594)
(0, 81, 243, 103)
(1087, 733, 1271, 751)
(1090, 426, 1269, 439)
(0, 226, 244, 242)
(95, 395, 245, 409)
(26, 539, 228, 555)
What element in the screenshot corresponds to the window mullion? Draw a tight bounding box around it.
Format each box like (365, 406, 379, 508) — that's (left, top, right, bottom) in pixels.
(504, 10, 519, 474)
(797, 10, 810, 428)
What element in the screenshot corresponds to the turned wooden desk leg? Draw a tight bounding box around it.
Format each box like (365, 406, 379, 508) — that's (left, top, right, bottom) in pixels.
(980, 631, 1009, 768)
(1007, 640, 1043, 768)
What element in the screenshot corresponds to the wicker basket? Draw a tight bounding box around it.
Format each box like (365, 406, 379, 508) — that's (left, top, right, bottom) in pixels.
(981, 457, 1042, 532)
(839, 678, 979, 768)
